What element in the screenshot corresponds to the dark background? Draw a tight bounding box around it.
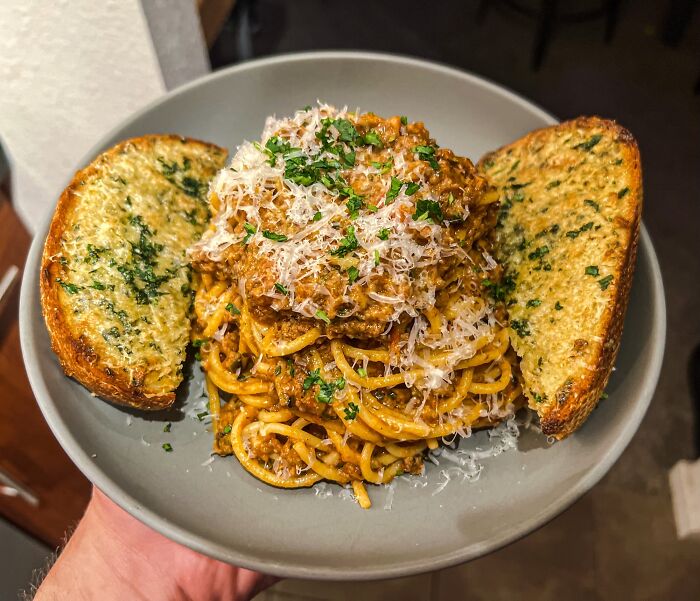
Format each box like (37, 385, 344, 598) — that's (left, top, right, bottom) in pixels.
(208, 1, 700, 598)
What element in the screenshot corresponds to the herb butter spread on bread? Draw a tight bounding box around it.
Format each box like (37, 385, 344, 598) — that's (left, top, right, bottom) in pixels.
(41, 135, 228, 409)
(478, 117, 642, 439)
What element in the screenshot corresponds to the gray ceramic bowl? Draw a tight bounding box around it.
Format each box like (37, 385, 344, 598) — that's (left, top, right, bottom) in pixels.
(20, 52, 665, 580)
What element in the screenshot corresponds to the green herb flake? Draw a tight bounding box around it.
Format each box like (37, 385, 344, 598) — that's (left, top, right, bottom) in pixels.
(371, 158, 393, 174)
(386, 176, 403, 202)
(400, 116, 408, 125)
(162, 443, 173, 452)
(404, 182, 421, 196)
(618, 187, 630, 199)
(222, 425, 232, 435)
(363, 130, 383, 147)
(526, 299, 541, 308)
(262, 230, 289, 242)
(555, 301, 564, 310)
(528, 246, 549, 260)
(312, 211, 323, 222)
(243, 222, 256, 244)
(317, 378, 345, 404)
(373, 249, 380, 266)
(196, 411, 208, 421)
(274, 282, 290, 295)
(90, 280, 106, 291)
(302, 369, 321, 391)
(357, 367, 368, 378)
(412, 199, 443, 223)
(585, 265, 600, 277)
(343, 402, 360, 420)
(546, 180, 561, 190)
(343, 266, 359, 286)
(56, 278, 82, 295)
(163, 423, 171, 433)
(598, 275, 614, 290)
(413, 145, 439, 170)
(574, 134, 603, 152)
(330, 226, 359, 257)
(584, 199, 600, 212)
(377, 228, 390, 240)
(315, 309, 331, 324)
(510, 319, 531, 338)
(225, 302, 241, 315)
(346, 196, 365, 219)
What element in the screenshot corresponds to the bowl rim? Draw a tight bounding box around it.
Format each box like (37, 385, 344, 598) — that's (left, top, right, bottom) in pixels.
(19, 50, 666, 580)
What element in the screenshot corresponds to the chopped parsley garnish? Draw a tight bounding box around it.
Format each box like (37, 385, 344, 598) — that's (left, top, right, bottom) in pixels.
(315, 309, 331, 324)
(330, 226, 359, 257)
(357, 367, 368, 378)
(286, 358, 296, 377)
(56, 278, 82, 295)
(89, 280, 106, 290)
(531, 391, 546, 403)
(585, 265, 599, 277)
(481, 275, 516, 302)
(264, 135, 295, 166)
(555, 301, 564, 310)
(412, 199, 443, 223)
(274, 364, 282, 376)
(85, 244, 107, 264)
(377, 228, 390, 240)
(274, 282, 289, 295)
(574, 134, 602, 151)
(317, 378, 345, 404)
(345, 196, 365, 219)
(303, 369, 321, 390)
(312, 211, 323, 222)
(222, 425, 232, 435)
(302, 369, 344, 404)
(618, 187, 630, 198)
(373, 249, 380, 266)
(344, 402, 360, 420)
(526, 299, 541, 308)
(163, 423, 171, 433)
(243, 222, 256, 244)
(566, 230, 581, 239)
(196, 411, 208, 421)
(347, 266, 360, 284)
(386, 177, 403, 202)
(262, 230, 289, 242)
(510, 319, 531, 338)
(528, 246, 549, 260)
(600, 392, 609, 400)
(404, 182, 421, 196)
(371, 158, 393, 174)
(584, 199, 600, 212)
(162, 443, 173, 452)
(546, 180, 561, 190)
(400, 115, 408, 125)
(413, 145, 439, 170)
(598, 275, 614, 290)
(225, 303, 241, 315)
(363, 130, 383, 147)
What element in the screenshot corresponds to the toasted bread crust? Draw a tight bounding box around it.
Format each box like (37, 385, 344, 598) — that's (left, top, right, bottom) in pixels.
(40, 135, 227, 410)
(479, 117, 642, 439)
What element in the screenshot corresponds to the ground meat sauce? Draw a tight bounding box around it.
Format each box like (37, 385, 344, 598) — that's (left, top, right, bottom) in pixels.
(191, 106, 497, 346)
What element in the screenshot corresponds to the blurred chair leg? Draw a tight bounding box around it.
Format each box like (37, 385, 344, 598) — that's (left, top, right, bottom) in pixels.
(234, 0, 254, 61)
(533, 0, 557, 69)
(604, 0, 621, 42)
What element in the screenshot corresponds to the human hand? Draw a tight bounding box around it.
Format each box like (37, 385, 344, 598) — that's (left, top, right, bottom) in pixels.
(34, 487, 277, 601)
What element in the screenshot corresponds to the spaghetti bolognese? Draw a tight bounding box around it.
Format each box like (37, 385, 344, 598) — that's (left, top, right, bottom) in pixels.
(188, 104, 523, 508)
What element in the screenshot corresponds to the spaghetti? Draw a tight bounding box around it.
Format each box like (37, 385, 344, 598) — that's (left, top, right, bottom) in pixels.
(188, 104, 523, 508)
